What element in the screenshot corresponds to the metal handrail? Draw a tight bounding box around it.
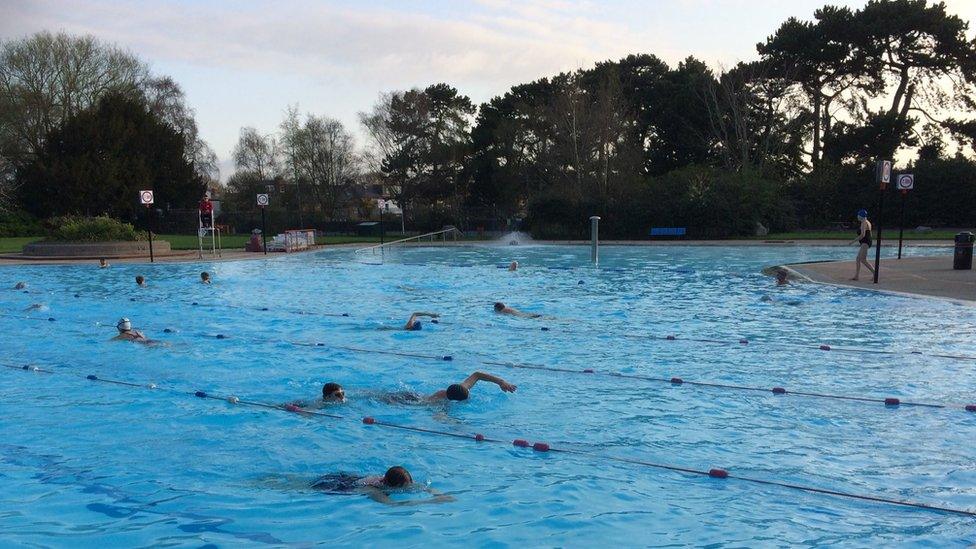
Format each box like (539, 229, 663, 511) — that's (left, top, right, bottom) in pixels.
(355, 227, 462, 255)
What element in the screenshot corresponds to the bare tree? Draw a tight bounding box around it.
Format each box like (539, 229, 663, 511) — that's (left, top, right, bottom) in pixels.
(287, 114, 359, 219)
(143, 76, 218, 182)
(233, 127, 279, 179)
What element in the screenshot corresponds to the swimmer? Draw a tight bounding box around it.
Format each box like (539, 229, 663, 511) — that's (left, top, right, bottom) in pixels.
(112, 317, 148, 343)
(135, 275, 146, 287)
(493, 301, 541, 318)
(508, 261, 518, 271)
(311, 466, 454, 506)
(379, 371, 517, 405)
(428, 371, 517, 401)
(288, 383, 346, 409)
(775, 269, 789, 286)
(200, 271, 211, 284)
(99, 258, 110, 268)
(24, 303, 45, 312)
(404, 312, 438, 330)
(14, 282, 26, 290)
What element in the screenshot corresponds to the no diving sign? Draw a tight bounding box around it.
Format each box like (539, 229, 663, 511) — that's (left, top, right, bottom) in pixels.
(256, 194, 269, 207)
(896, 174, 914, 191)
(139, 190, 154, 205)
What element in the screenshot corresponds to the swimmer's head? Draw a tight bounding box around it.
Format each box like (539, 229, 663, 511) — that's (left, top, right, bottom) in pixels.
(445, 383, 469, 401)
(493, 302, 505, 312)
(14, 282, 26, 290)
(116, 317, 131, 332)
(409, 320, 422, 331)
(322, 382, 345, 402)
(509, 261, 518, 271)
(383, 466, 412, 488)
(200, 272, 210, 282)
(99, 259, 107, 266)
(857, 209, 868, 220)
(775, 269, 789, 284)
(135, 275, 145, 286)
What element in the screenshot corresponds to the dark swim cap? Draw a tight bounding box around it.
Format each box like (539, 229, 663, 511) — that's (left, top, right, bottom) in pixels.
(493, 302, 505, 311)
(384, 466, 412, 487)
(445, 384, 469, 401)
(409, 320, 422, 331)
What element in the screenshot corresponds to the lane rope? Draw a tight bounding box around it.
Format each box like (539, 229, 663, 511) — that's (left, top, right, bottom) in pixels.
(4, 361, 974, 519)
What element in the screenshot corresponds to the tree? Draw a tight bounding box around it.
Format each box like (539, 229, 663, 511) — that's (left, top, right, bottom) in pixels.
(367, 84, 474, 229)
(0, 32, 147, 208)
(143, 76, 219, 181)
(233, 127, 279, 178)
(285, 113, 359, 219)
(18, 93, 204, 221)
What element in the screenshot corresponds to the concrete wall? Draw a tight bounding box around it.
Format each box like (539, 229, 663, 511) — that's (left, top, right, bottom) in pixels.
(23, 240, 172, 258)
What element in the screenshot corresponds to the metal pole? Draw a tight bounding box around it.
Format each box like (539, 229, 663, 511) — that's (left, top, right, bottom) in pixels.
(590, 216, 600, 265)
(261, 207, 268, 255)
(873, 189, 885, 284)
(897, 191, 906, 259)
(380, 204, 385, 246)
(146, 206, 155, 263)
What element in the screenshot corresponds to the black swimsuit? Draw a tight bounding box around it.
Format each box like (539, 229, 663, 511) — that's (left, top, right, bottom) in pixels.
(311, 473, 362, 493)
(858, 228, 872, 247)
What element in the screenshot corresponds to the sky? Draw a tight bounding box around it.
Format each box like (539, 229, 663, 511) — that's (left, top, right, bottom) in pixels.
(2, 0, 975, 179)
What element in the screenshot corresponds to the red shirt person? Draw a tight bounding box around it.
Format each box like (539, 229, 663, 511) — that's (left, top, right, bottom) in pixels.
(199, 194, 214, 227)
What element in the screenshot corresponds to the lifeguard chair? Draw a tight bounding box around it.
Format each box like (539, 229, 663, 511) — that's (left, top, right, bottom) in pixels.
(197, 192, 222, 258)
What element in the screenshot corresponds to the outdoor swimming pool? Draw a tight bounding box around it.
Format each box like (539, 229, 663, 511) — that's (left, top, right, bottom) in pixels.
(1, 244, 974, 547)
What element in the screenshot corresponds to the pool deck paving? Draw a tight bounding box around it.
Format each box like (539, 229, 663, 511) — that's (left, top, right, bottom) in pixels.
(784, 255, 975, 303)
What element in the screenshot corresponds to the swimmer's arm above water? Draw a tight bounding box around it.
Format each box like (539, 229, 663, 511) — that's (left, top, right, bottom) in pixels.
(461, 371, 517, 393)
(405, 312, 439, 329)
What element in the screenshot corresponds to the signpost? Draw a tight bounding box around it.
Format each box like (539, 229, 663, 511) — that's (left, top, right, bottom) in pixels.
(139, 190, 155, 263)
(895, 174, 914, 259)
(256, 194, 269, 255)
(872, 161, 891, 283)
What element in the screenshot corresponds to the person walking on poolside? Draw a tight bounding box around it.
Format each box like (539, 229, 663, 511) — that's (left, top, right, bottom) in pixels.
(493, 301, 540, 318)
(311, 466, 454, 506)
(404, 311, 438, 330)
(850, 209, 875, 281)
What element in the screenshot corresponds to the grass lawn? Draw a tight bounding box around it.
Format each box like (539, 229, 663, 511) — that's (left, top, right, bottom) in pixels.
(0, 237, 40, 254)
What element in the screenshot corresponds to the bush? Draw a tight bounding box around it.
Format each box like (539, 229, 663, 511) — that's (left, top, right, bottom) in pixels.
(46, 215, 146, 242)
(0, 210, 43, 237)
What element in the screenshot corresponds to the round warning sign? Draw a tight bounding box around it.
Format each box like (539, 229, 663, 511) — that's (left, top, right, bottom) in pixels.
(139, 190, 154, 205)
(896, 174, 914, 191)
(256, 194, 269, 207)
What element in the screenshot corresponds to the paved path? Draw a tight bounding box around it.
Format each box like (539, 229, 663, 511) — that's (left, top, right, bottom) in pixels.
(785, 255, 975, 302)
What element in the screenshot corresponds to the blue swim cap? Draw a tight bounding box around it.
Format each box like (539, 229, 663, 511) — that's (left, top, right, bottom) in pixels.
(410, 321, 422, 331)
(857, 209, 868, 218)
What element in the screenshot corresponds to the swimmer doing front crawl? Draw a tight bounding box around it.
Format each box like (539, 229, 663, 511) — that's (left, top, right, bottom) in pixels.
(493, 301, 541, 318)
(291, 372, 517, 409)
(311, 466, 454, 506)
(404, 311, 438, 330)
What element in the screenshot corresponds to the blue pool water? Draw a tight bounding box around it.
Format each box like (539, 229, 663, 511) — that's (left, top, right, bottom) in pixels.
(1, 244, 974, 547)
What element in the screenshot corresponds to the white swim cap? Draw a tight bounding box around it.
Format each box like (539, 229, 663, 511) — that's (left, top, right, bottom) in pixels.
(117, 317, 131, 331)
